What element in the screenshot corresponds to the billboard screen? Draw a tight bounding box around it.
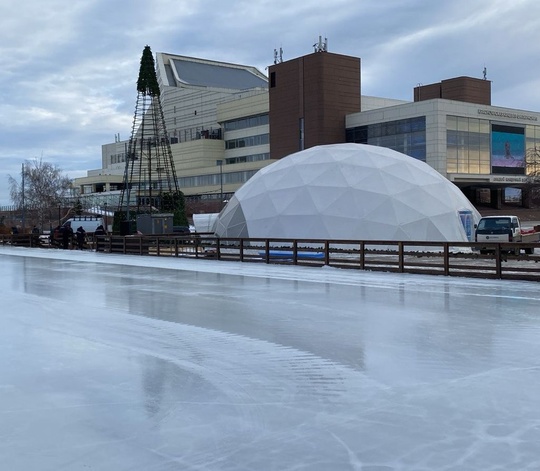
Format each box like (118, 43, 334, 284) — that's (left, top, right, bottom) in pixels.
(491, 124, 525, 175)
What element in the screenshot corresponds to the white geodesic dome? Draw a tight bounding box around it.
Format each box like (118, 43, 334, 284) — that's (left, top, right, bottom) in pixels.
(214, 143, 481, 242)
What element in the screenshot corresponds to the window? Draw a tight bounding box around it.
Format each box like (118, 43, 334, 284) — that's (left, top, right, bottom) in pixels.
(346, 117, 426, 161)
(446, 115, 490, 174)
(224, 114, 269, 132)
(225, 133, 269, 150)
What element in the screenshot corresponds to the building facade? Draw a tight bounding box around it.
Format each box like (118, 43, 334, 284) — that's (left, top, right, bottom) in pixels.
(346, 91, 540, 208)
(73, 48, 540, 216)
(73, 53, 273, 213)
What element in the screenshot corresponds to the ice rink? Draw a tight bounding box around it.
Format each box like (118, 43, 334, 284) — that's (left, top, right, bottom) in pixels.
(1, 246, 540, 470)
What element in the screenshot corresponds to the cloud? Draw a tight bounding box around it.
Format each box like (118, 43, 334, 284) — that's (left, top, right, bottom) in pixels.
(1, 0, 540, 205)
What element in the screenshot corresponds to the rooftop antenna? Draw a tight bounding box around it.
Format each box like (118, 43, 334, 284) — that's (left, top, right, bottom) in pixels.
(273, 47, 283, 64)
(313, 36, 328, 53)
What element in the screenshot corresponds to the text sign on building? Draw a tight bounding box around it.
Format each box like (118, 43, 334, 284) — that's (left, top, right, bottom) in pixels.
(478, 109, 538, 121)
(489, 176, 529, 183)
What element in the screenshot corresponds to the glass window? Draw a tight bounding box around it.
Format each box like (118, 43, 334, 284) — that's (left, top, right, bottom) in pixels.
(347, 117, 426, 161)
(447, 116, 490, 174)
(479, 120, 490, 134)
(457, 117, 469, 132)
(410, 117, 425, 132)
(368, 123, 382, 139)
(468, 118, 480, 133)
(224, 114, 268, 131)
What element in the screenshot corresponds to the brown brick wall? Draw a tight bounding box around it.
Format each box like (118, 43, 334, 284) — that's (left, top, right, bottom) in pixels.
(269, 52, 361, 160)
(415, 76, 491, 105)
(441, 77, 491, 105)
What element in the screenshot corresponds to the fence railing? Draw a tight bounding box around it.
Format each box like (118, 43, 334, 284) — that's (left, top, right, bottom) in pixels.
(3, 233, 540, 282)
(0, 234, 42, 248)
(90, 234, 540, 282)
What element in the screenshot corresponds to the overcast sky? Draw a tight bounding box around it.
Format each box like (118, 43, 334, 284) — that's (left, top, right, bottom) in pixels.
(1, 0, 540, 205)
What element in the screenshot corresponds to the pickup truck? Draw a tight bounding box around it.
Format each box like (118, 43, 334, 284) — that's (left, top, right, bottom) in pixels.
(474, 215, 540, 255)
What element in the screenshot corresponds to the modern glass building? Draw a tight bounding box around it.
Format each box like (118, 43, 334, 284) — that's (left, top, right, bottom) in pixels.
(346, 85, 540, 208)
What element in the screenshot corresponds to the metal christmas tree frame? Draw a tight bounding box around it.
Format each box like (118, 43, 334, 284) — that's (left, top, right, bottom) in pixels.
(119, 45, 179, 220)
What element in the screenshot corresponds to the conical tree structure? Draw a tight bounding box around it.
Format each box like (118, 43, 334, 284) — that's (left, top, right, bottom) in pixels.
(119, 45, 181, 220)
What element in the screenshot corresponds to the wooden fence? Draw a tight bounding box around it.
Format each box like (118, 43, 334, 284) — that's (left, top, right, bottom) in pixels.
(3, 233, 540, 282)
(92, 234, 540, 282)
(0, 234, 42, 248)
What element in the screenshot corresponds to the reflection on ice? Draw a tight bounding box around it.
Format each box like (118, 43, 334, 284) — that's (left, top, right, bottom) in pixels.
(1, 246, 540, 470)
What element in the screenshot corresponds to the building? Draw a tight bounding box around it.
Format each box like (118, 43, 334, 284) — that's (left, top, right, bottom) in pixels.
(74, 53, 273, 213)
(74, 45, 540, 216)
(268, 46, 361, 159)
(346, 77, 540, 208)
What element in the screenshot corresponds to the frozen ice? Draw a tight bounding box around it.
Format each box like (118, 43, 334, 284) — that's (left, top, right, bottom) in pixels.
(1, 246, 540, 470)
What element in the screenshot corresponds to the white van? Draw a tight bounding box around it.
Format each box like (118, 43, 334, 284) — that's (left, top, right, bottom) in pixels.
(64, 216, 104, 234)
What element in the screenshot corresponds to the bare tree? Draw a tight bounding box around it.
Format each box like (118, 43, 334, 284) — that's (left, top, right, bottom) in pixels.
(8, 158, 74, 228)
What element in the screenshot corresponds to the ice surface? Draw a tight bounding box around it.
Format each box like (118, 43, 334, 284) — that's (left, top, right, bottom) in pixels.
(1, 246, 540, 470)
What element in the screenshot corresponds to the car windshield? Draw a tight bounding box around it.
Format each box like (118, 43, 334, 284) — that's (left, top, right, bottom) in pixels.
(478, 218, 511, 230)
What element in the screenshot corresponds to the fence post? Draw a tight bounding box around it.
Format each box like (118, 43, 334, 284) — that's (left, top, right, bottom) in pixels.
(444, 243, 450, 276)
(265, 240, 270, 264)
(324, 241, 330, 266)
(495, 244, 502, 279)
(398, 242, 404, 273)
(293, 240, 298, 265)
(240, 239, 244, 262)
(216, 238, 221, 260)
(360, 242, 365, 269)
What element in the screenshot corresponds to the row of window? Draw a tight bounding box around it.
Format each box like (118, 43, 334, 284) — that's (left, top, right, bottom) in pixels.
(348, 115, 540, 175)
(110, 154, 126, 164)
(226, 153, 270, 164)
(446, 116, 491, 174)
(223, 114, 269, 131)
(225, 133, 269, 150)
(178, 170, 258, 189)
(445, 116, 540, 174)
(346, 117, 427, 161)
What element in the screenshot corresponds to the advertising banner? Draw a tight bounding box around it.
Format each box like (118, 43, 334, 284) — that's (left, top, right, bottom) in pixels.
(491, 124, 525, 175)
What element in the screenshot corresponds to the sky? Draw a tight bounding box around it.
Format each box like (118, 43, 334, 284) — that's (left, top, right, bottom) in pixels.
(1, 0, 540, 206)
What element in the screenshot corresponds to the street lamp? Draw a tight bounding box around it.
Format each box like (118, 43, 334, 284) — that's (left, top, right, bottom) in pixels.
(216, 160, 223, 208)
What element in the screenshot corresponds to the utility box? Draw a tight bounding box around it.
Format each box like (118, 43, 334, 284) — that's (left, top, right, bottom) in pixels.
(136, 213, 174, 235)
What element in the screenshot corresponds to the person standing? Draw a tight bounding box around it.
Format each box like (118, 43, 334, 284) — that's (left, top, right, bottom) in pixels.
(61, 222, 73, 249)
(76, 226, 86, 250)
(94, 224, 106, 236)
